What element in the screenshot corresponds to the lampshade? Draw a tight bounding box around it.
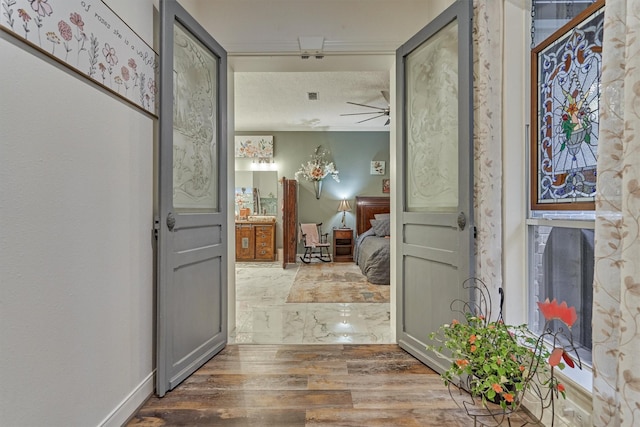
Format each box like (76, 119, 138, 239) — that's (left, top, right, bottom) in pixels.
(337, 199, 351, 212)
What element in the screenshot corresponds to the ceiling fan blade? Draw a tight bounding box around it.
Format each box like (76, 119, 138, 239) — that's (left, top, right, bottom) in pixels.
(356, 113, 386, 124)
(346, 101, 387, 111)
(340, 111, 385, 117)
(381, 90, 390, 103)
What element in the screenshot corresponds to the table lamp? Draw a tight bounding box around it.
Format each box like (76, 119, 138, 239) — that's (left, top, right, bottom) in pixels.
(337, 199, 351, 228)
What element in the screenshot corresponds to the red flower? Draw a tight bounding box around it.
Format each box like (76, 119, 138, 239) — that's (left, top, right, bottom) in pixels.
(562, 351, 575, 368)
(456, 359, 469, 368)
(470, 345, 477, 353)
(537, 299, 577, 327)
(492, 383, 503, 393)
(557, 383, 565, 393)
(469, 334, 477, 344)
(503, 393, 514, 403)
(549, 348, 564, 367)
(549, 348, 576, 368)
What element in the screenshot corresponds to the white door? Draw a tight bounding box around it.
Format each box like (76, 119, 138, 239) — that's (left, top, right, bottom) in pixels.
(157, 0, 228, 396)
(396, 0, 474, 372)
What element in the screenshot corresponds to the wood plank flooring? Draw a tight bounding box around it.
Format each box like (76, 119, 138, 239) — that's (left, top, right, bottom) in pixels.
(127, 344, 523, 426)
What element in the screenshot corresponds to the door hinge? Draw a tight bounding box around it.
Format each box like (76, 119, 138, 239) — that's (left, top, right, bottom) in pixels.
(153, 216, 160, 240)
(473, 226, 477, 239)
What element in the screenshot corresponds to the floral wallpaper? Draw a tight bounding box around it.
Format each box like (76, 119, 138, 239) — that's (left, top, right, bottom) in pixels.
(0, 0, 158, 115)
(592, 0, 640, 425)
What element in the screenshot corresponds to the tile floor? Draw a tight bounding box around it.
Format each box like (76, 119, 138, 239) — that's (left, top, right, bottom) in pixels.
(230, 261, 392, 344)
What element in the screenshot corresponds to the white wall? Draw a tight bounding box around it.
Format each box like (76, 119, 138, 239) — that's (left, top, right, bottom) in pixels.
(0, 1, 156, 425)
(502, 0, 528, 324)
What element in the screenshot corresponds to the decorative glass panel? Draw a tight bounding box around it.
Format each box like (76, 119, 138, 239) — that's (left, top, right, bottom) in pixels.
(172, 22, 218, 211)
(405, 20, 458, 212)
(531, 4, 604, 210)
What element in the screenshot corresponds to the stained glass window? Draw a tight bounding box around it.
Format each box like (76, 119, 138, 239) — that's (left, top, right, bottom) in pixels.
(531, 3, 603, 210)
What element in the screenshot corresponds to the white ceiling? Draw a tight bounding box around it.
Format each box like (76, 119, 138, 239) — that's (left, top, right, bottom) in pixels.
(234, 70, 391, 131)
(179, 0, 454, 131)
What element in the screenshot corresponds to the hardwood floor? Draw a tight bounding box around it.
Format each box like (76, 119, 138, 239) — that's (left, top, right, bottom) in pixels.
(127, 344, 479, 426)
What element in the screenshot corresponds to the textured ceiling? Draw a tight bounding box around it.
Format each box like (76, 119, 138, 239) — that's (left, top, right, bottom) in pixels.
(234, 70, 390, 132)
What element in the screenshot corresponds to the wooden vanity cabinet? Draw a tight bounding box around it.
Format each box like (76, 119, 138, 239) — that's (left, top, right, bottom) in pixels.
(235, 221, 276, 261)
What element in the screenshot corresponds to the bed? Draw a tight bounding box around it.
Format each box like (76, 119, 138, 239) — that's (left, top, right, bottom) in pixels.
(353, 196, 391, 285)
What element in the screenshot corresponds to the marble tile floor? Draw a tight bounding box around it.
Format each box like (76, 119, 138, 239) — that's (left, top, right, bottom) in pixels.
(230, 261, 392, 344)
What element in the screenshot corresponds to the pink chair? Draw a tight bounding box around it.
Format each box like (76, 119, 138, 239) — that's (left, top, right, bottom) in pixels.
(299, 223, 331, 263)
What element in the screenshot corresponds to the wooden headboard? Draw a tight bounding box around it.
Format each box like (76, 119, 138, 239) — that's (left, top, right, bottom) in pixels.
(355, 196, 390, 236)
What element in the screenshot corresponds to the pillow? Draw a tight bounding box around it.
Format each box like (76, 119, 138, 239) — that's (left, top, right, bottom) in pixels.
(374, 213, 390, 221)
(370, 218, 391, 237)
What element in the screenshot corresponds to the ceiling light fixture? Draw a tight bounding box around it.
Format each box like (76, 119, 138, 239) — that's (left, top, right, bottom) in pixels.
(298, 36, 325, 54)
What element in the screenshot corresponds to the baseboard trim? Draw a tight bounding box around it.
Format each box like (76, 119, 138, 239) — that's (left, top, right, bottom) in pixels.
(99, 371, 155, 427)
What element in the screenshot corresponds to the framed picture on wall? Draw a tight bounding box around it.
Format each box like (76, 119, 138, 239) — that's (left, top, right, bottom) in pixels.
(382, 178, 390, 194)
(371, 161, 385, 175)
(235, 136, 274, 158)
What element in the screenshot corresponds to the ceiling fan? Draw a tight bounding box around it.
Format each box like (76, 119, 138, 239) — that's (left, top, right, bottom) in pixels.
(340, 90, 390, 125)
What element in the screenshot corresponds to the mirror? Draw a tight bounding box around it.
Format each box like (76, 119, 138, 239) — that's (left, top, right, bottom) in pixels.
(235, 171, 278, 217)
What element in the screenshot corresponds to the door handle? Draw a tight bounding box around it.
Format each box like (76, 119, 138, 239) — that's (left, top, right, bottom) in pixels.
(457, 212, 466, 231)
(166, 212, 176, 231)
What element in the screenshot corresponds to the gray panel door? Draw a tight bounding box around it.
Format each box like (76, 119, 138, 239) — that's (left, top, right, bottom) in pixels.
(157, 0, 227, 397)
(396, 0, 474, 372)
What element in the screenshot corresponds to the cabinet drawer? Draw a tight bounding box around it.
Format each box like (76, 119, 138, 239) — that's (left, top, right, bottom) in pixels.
(255, 246, 274, 259)
(334, 229, 352, 239)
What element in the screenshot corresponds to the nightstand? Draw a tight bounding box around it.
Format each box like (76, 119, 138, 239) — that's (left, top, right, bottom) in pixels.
(333, 228, 353, 262)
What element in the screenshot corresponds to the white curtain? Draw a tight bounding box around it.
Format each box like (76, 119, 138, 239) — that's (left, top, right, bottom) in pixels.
(592, 1, 640, 425)
(473, 0, 503, 313)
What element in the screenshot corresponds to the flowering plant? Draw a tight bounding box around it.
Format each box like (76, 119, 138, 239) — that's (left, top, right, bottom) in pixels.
(427, 279, 581, 422)
(429, 312, 548, 410)
(294, 146, 339, 182)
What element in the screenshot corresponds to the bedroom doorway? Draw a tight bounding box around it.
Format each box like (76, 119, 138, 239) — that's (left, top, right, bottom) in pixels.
(231, 61, 394, 345)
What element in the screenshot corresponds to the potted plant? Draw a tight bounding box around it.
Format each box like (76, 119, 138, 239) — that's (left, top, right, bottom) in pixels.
(427, 278, 581, 426)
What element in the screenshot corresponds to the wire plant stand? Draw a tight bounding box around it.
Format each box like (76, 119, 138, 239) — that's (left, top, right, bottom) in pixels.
(434, 278, 582, 427)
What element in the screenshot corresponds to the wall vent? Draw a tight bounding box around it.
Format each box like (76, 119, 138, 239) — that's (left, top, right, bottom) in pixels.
(307, 92, 319, 101)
